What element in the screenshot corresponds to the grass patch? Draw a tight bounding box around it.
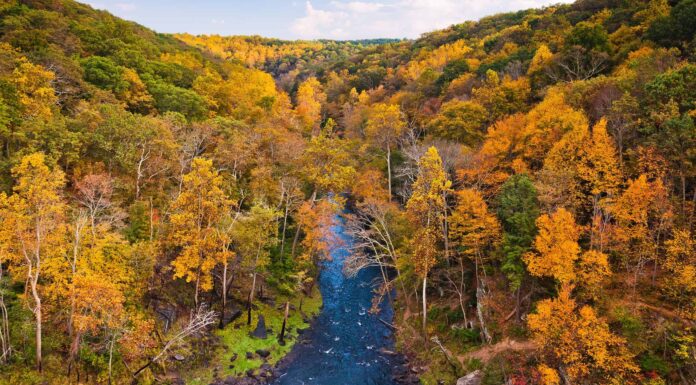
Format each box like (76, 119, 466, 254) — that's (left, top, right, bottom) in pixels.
(186, 288, 322, 385)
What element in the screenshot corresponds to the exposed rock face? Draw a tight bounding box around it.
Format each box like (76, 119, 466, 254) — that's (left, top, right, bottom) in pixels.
(251, 315, 267, 339)
(456, 370, 482, 385)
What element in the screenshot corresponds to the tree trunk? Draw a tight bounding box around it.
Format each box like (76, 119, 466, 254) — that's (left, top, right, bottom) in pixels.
(33, 285, 42, 372)
(194, 273, 200, 309)
(290, 224, 302, 259)
(442, 194, 450, 267)
(220, 263, 228, 329)
(108, 336, 115, 385)
(247, 272, 257, 326)
(280, 197, 290, 259)
(422, 275, 428, 339)
(279, 301, 290, 344)
(386, 145, 392, 200)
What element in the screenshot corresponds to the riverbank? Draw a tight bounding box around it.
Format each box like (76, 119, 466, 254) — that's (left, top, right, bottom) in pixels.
(185, 289, 322, 385)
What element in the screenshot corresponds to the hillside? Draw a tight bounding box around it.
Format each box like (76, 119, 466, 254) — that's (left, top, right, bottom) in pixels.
(0, 0, 694, 384)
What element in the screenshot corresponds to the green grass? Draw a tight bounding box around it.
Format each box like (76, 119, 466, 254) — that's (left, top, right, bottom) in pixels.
(186, 289, 322, 384)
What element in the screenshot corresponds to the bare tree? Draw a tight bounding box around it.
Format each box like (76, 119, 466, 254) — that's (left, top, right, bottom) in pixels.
(131, 305, 217, 383)
(547, 47, 608, 82)
(343, 200, 410, 308)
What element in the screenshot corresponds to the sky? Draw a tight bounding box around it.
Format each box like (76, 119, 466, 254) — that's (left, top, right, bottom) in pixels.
(82, 0, 574, 40)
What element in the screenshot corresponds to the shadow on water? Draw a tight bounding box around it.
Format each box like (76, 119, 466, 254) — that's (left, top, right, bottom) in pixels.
(272, 217, 405, 385)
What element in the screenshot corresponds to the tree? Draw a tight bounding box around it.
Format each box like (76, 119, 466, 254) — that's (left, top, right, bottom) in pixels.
(345, 170, 409, 305)
(646, 0, 696, 48)
(528, 286, 639, 384)
(662, 229, 696, 319)
(497, 174, 539, 289)
(365, 103, 406, 199)
(170, 158, 232, 307)
(543, 118, 622, 216)
(524, 208, 581, 284)
(496, 174, 539, 316)
(525, 208, 611, 294)
(523, 87, 588, 165)
(610, 175, 672, 291)
(215, 211, 238, 327)
(10, 60, 56, 121)
(449, 188, 500, 341)
(527, 44, 553, 75)
(0, 153, 67, 371)
(406, 146, 451, 337)
(577, 118, 622, 200)
(300, 131, 357, 195)
(429, 100, 487, 144)
(295, 77, 326, 135)
(232, 203, 279, 325)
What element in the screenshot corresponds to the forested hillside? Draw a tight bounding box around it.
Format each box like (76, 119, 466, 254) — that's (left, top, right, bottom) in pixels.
(0, 0, 694, 384)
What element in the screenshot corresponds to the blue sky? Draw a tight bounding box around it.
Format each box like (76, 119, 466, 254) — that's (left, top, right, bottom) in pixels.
(82, 0, 573, 40)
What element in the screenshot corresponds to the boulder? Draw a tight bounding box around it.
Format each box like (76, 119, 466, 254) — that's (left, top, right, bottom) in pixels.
(250, 315, 267, 339)
(245, 351, 254, 359)
(222, 309, 243, 326)
(230, 353, 238, 362)
(457, 370, 483, 385)
(256, 349, 270, 358)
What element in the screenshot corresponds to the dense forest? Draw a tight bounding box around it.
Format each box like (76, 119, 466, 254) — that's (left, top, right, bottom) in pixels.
(0, 0, 694, 384)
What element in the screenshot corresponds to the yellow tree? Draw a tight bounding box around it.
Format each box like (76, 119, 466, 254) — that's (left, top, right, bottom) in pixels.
(524, 208, 610, 293)
(0, 153, 66, 371)
(364, 103, 406, 199)
(523, 87, 588, 164)
(449, 188, 500, 341)
(11, 60, 57, 120)
(543, 119, 622, 215)
(406, 146, 451, 336)
(662, 230, 696, 319)
(610, 174, 672, 290)
(450, 188, 501, 262)
(295, 77, 326, 135)
(576, 118, 623, 208)
(300, 131, 357, 196)
(527, 44, 554, 75)
(524, 208, 581, 284)
(170, 158, 232, 307)
(70, 273, 126, 381)
(528, 286, 639, 384)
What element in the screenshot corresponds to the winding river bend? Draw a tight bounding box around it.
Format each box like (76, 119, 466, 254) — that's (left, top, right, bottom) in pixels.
(272, 217, 409, 385)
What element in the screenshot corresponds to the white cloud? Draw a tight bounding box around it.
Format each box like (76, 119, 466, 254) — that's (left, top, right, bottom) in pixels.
(331, 1, 386, 13)
(291, 0, 574, 40)
(292, 1, 348, 38)
(114, 2, 136, 12)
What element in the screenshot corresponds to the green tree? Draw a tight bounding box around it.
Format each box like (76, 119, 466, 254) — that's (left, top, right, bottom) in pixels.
(496, 174, 539, 293)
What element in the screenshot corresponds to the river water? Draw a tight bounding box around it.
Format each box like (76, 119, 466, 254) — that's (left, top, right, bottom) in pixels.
(271, 218, 405, 385)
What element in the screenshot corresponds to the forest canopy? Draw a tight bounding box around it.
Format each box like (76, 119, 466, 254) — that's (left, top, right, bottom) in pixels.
(0, 0, 694, 384)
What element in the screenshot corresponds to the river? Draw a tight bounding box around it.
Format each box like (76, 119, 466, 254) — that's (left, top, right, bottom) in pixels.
(271, 217, 412, 385)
